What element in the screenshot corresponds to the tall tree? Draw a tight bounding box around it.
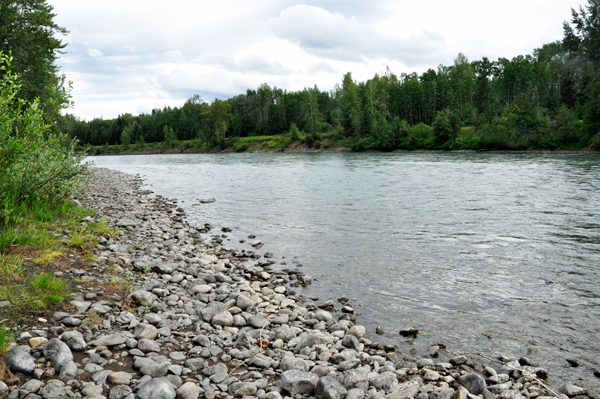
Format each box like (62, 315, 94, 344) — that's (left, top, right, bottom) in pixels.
(0, 0, 68, 121)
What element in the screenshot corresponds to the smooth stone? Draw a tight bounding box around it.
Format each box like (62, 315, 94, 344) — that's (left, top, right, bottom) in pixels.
(280, 370, 319, 396)
(430, 388, 455, 399)
(176, 381, 199, 399)
(61, 317, 82, 327)
(134, 323, 158, 340)
(38, 381, 76, 399)
(458, 373, 486, 396)
(108, 371, 132, 385)
(315, 376, 348, 399)
(387, 377, 423, 399)
(29, 337, 48, 348)
(4, 348, 35, 374)
(138, 339, 161, 353)
(89, 334, 126, 347)
(71, 300, 92, 312)
(60, 330, 87, 351)
(43, 339, 74, 374)
(559, 384, 588, 396)
(109, 384, 132, 399)
(136, 377, 176, 399)
(228, 382, 257, 397)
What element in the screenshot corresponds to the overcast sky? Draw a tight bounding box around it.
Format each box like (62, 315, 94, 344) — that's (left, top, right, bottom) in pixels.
(48, 0, 585, 120)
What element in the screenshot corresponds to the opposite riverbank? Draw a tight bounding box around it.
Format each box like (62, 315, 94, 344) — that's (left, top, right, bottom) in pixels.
(83, 134, 599, 156)
(0, 168, 597, 399)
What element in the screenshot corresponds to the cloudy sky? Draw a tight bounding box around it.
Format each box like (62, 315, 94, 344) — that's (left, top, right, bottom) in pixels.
(48, 0, 585, 120)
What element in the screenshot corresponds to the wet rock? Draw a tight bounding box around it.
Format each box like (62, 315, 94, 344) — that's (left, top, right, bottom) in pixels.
(281, 370, 319, 396)
(399, 327, 419, 337)
(4, 348, 35, 374)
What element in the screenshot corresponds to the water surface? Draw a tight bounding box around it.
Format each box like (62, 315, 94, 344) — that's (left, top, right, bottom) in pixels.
(89, 152, 600, 384)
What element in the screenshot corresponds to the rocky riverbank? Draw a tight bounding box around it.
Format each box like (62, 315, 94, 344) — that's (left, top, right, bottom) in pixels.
(0, 167, 597, 399)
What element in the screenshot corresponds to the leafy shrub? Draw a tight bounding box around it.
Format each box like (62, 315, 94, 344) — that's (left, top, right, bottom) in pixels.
(0, 53, 87, 223)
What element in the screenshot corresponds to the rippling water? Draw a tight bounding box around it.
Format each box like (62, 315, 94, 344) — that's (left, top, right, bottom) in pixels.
(89, 152, 600, 384)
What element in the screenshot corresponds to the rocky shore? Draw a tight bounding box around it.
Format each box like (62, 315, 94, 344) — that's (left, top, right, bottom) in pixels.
(0, 167, 597, 399)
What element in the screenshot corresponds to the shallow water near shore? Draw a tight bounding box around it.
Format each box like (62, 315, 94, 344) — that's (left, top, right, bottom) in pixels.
(89, 152, 600, 385)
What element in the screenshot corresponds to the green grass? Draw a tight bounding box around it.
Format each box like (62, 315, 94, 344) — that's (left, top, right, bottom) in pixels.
(0, 322, 14, 357)
(0, 199, 118, 317)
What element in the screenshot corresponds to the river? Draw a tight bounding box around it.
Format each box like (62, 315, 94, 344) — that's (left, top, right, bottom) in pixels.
(89, 152, 600, 385)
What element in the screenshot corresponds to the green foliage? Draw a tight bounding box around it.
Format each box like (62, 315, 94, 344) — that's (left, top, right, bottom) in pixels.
(0, 0, 68, 125)
(0, 54, 87, 224)
(433, 109, 455, 145)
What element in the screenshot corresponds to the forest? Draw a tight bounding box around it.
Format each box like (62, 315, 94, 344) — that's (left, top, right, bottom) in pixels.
(66, 1, 600, 152)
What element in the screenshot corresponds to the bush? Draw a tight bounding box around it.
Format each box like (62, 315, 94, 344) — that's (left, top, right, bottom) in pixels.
(0, 53, 87, 223)
(313, 140, 321, 149)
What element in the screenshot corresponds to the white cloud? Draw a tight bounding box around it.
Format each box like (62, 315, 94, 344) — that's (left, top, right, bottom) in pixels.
(46, 0, 585, 120)
(87, 48, 103, 58)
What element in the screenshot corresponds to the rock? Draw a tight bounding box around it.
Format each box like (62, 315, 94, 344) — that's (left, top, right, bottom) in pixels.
(280, 356, 309, 371)
(346, 388, 365, 399)
(116, 218, 135, 227)
(70, 300, 92, 312)
(387, 377, 423, 399)
(369, 371, 397, 390)
(430, 388, 456, 399)
(228, 382, 257, 397)
(138, 338, 161, 353)
(129, 290, 154, 305)
(136, 377, 176, 399)
(458, 373, 486, 395)
(199, 198, 216, 203)
(0, 381, 8, 398)
(4, 348, 35, 374)
(315, 376, 347, 399)
(487, 384, 508, 394)
(559, 384, 588, 397)
(211, 310, 233, 326)
(191, 285, 212, 294)
(338, 369, 369, 390)
(140, 361, 168, 377)
(176, 382, 199, 399)
(280, 370, 319, 396)
(341, 335, 361, 351)
(247, 314, 268, 328)
(38, 380, 76, 399)
(423, 369, 440, 381)
(21, 379, 43, 393)
(29, 336, 48, 348)
(449, 356, 468, 366)
(134, 323, 158, 339)
(399, 327, 418, 337)
(61, 316, 82, 327)
(89, 333, 127, 347)
(43, 338, 73, 373)
(250, 354, 273, 368)
(489, 374, 509, 384)
(200, 302, 226, 322)
(236, 295, 254, 310)
(109, 384, 133, 399)
(108, 371, 132, 385)
(60, 330, 86, 351)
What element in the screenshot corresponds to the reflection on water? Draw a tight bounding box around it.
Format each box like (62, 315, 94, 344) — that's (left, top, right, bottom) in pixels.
(89, 152, 600, 385)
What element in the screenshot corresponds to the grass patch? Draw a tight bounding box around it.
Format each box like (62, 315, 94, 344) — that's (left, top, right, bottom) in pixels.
(0, 321, 14, 357)
(0, 199, 118, 319)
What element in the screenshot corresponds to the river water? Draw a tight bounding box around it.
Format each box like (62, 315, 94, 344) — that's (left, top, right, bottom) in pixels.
(89, 152, 600, 385)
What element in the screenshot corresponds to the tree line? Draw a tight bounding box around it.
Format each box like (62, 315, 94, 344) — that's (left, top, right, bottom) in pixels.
(66, 0, 600, 151)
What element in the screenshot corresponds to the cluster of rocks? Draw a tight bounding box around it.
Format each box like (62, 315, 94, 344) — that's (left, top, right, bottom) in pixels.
(0, 168, 596, 399)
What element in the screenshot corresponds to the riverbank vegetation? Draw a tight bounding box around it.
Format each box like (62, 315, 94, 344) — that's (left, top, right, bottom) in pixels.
(67, 1, 600, 153)
(0, 1, 106, 323)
